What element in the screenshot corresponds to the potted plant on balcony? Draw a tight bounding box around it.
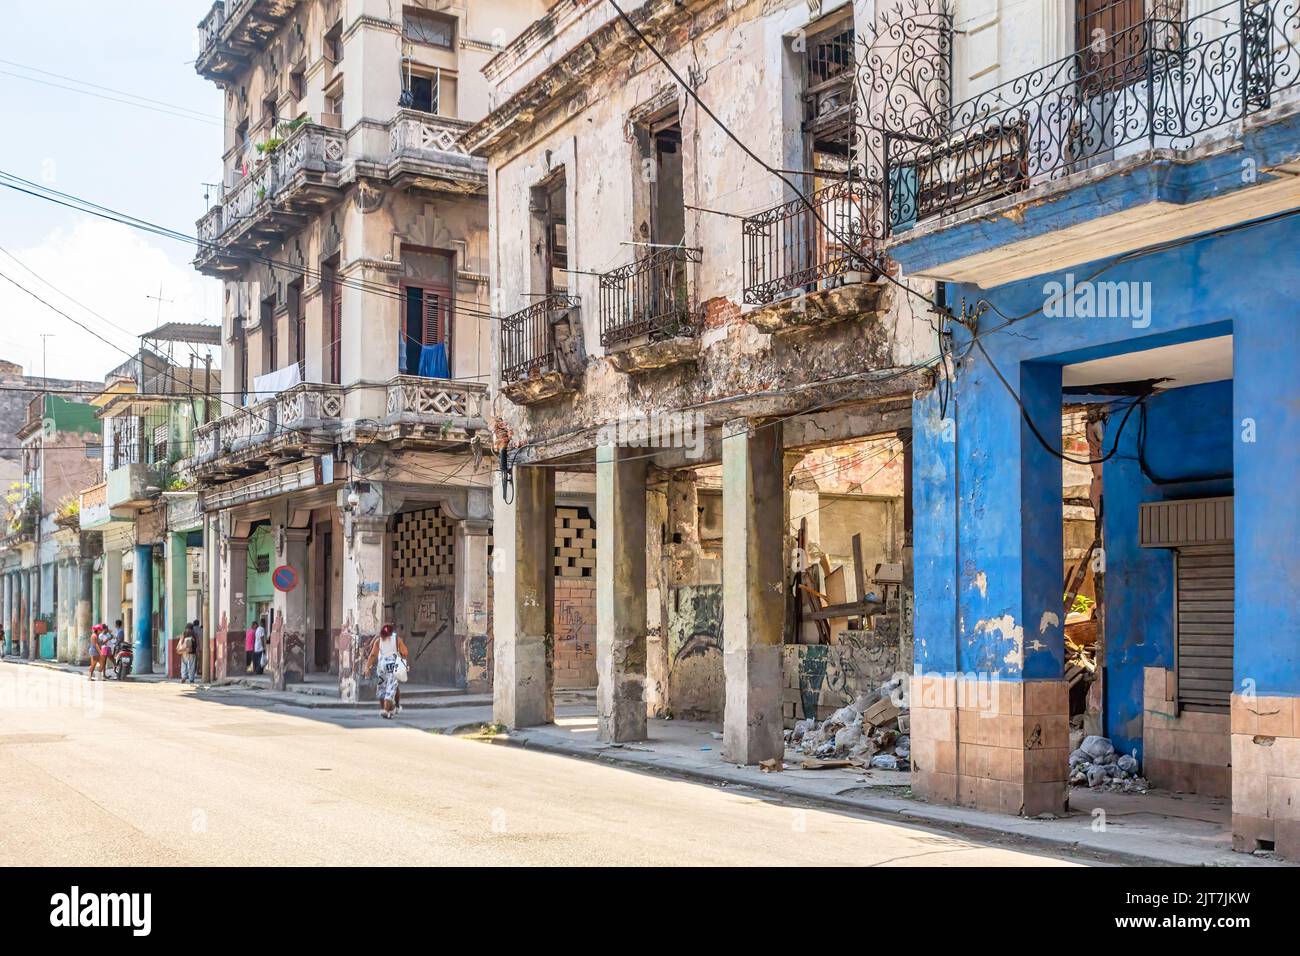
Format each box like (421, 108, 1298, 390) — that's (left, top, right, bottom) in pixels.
(53, 496, 80, 530)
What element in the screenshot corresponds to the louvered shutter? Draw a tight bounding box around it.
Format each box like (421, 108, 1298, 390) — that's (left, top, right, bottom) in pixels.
(421, 288, 443, 345)
(329, 278, 343, 383)
(1175, 545, 1234, 713)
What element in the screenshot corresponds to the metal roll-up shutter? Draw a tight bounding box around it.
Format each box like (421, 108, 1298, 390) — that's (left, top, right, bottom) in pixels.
(1175, 545, 1234, 713)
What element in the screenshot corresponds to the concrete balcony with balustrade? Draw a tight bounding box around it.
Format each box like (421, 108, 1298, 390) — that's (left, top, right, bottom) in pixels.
(194, 123, 348, 276)
(186, 378, 487, 478)
(195, 0, 298, 83)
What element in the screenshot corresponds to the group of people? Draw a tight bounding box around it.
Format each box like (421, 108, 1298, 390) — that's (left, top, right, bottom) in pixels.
(86, 620, 126, 680)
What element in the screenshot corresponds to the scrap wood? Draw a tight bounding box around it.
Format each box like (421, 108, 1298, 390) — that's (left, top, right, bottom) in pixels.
(759, 757, 783, 773)
(800, 758, 854, 770)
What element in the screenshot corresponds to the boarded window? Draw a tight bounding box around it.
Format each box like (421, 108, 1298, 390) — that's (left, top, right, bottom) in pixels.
(403, 9, 455, 48)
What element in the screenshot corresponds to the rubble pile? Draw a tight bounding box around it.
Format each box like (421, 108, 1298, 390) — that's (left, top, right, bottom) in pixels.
(1068, 735, 1149, 792)
(784, 679, 910, 771)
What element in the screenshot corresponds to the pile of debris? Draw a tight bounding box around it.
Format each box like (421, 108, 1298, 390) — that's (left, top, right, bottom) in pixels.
(1068, 735, 1149, 792)
(784, 679, 910, 772)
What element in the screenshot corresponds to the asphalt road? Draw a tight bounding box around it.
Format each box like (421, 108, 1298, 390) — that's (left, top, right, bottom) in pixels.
(0, 661, 1083, 866)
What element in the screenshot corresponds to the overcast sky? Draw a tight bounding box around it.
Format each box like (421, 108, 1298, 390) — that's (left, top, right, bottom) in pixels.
(0, 1, 224, 383)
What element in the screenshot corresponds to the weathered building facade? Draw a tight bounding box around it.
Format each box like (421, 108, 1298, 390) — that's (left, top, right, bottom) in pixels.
(468, 0, 930, 756)
(867, 0, 1300, 859)
(191, 0, 547, 694)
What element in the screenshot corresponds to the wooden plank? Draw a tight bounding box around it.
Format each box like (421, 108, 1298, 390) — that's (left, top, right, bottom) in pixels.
(851, 533, 866, 605)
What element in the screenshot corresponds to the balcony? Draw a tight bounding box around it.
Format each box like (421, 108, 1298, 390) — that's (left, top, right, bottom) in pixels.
(2, 494, 39, 545)
(382, 377, 488, 443)
(500, 295, 584, 404)
(194, 123, 346, 275)
(882, 0, 1300, 284)
(196, 0, 299, 83)
(188, 378, 486, 478)
(741, 179, 886, 333)
(599, 247, 701, 373)
(386, 110, 486, 193)
(106, 462, 167, 510)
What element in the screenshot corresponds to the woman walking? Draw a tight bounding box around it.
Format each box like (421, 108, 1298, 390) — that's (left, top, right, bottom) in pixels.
(364, 624, 409, 719)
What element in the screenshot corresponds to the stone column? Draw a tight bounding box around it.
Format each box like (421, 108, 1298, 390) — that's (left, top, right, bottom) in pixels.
(166, 533, 190, 678)
(2, 573, 11, 655)
(18, 569, 29, 657)
(595, 444, 648, 743)
(645, 486, 670, 716)
(133, 543, 154, 674)
(721, 418, 786, 765)
(492, 466, 555, 728)
(454, 514, 492, 692)
(76, 557, 94, 664)
(28, 565, 39, 660)
(217, 535, 249, 681)
(270, 524, 309, 690)
(339, 513, 388, 703)
(203, 514, 218, 683)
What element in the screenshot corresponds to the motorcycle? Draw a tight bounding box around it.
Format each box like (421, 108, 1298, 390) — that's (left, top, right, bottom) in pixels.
(112, 641, 134, 681)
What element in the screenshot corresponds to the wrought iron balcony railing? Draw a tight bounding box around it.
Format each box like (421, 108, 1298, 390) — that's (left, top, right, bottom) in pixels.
(742, 179, 880, 304)
(501, 294, 581, 383)
(885, 0, 1300, 229)
(599, 247, 701, 349)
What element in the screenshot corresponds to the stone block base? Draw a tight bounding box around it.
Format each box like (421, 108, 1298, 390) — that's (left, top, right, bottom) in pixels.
(911, 675, 1069, 818)
(1230, 693, 1300, 860)
(1142, 666, 1232, 797)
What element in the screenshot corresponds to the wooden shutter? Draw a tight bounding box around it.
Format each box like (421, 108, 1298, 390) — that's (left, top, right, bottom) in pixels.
(1075, 0, 1151, 93)
(1174, 545, 1234, 713)
(329, 278, 343, 384)
(421, 288, 443, 345)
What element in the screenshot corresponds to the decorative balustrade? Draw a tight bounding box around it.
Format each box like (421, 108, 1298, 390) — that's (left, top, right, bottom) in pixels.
(276, 382, 344, 430)
(501, 294, 581, 383)
(388, 110, 473, 157)
(599, 247, 702, 348)
(194, 421, 220, 462)
(385, 377, 486, 421)
(742, 179, 879, 304)
(195, 124, 346, 249)
(886, 0, 1300, 228)
(198, 2, 227, 57)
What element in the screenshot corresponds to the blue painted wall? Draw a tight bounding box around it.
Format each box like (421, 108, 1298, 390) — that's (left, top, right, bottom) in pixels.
(1102, 381, 1233, 759)
(912, 212, 1300, 734)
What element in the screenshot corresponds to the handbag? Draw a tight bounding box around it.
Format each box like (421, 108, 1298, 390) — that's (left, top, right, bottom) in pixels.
(395, 656, 409, 683)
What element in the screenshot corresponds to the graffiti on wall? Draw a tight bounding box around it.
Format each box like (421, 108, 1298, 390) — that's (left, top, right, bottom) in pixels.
(667, 584, 724, 719)
(787, 629, 900, 723)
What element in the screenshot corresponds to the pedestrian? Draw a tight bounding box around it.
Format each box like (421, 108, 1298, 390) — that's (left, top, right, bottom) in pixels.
(87, 624, 104, 680)
(254, 617, 267, 675)
(245, 621, 257, 673)
(178, 623, 197, 683)
(364, 623, 409, 719)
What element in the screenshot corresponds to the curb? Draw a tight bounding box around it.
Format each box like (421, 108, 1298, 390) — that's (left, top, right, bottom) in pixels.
(479, 732, 1272, 868)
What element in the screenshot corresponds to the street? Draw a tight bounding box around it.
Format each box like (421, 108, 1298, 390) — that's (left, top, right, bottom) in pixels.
(0, 662, 1084, 867)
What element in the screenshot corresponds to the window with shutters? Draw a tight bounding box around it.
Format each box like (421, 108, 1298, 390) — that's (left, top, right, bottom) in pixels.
(1073, 0, 1181, 94)
(323, 260, 342, 385)
(400, 247, 454, 377)
(288, 279, 305, 379)
(261, 294, 278, 375)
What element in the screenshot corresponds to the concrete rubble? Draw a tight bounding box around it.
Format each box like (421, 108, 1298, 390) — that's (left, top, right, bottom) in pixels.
(1068, 734, 1148, 793)
(783, 677, 910, 771)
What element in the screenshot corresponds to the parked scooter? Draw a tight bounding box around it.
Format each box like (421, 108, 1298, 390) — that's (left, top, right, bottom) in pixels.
(112, 640, 134, 681)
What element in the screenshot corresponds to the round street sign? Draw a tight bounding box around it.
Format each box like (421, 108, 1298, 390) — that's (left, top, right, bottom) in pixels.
(273, 565, 299, 593)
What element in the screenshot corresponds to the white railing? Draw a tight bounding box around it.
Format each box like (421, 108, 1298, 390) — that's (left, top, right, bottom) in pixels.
(388, 110, 473, 157)
(385, 376, 486, 420)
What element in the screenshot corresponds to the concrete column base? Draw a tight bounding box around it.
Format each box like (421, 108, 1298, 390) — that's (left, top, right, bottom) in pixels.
(1231, 693, 1300, 861)
(722, 644, 783, 764)
(910, 675, 1069, 817)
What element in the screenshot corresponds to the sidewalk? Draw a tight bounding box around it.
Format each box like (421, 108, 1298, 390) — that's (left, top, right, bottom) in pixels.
(480, 713, 1287, 868)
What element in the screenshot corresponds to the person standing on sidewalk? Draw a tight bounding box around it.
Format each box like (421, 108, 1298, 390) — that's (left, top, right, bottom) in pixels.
(363, 624, 409, 719)
(245, 621, 257, 673)
(254, 617, 267, 675)
(177, 623, 197, 684)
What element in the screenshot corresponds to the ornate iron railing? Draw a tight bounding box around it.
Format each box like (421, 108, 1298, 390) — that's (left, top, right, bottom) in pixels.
(885, 0, 1300, 229)
(599, 247, 701, 349)
(742, 179, 880, 304)
(500, 294, 581, 383)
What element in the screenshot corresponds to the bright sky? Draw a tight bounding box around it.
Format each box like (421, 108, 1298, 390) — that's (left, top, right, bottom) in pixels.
(0, 1, 224, 383)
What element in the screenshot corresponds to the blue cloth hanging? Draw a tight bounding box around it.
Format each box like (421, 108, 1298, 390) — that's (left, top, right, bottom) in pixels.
(418, 342, 449, 379)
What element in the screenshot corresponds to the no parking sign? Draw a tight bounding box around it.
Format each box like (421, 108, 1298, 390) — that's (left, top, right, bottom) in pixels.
(272, 565, 299, 593)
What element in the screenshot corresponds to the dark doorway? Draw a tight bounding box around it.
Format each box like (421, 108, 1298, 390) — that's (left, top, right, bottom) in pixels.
(316, 529, 333, 672)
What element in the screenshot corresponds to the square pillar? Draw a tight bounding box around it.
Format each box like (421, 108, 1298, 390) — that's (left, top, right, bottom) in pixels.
(216, 535, 249, 681)
(1231, 316, 1300, 860)
(133, 544, 155, 673)
(102, 547, 122, 635)
(165, 532, 189, 678)
(2, 573, 11, 655)
(18, 569, 30, 657)
(595, 444, 648, 743)
(909, 356, 1068, 817)
(492, 465, 555, 728)
(270, 525, 310, 690)
(339, 513, 388, 703)
(454, 513, 492, 692)
(721, 418, 786, 765)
